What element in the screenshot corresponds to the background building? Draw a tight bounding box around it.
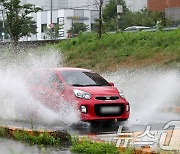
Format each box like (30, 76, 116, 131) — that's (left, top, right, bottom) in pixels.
(21, 9, 98, 41)
(147, 0, 180, 25)
(147, 0, 180, 12)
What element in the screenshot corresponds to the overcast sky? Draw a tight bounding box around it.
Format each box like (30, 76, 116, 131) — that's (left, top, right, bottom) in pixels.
(20, 0, 147, 12)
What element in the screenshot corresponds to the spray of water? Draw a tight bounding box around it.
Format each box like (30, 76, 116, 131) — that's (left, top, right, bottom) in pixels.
(0, 46, 179, 127)
(104, 68, 180, 125)
(0, 47, 80, 126)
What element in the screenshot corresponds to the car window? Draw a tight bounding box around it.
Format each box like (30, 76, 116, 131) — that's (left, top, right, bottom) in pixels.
(59, 70, 110, 86)
(41, 71, 61, 87)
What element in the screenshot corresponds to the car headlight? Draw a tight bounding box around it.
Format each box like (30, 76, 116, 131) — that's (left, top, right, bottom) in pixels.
(73, 89, 91, 100)
(119, 89, 125, 98)
(126, 103, 130, 112)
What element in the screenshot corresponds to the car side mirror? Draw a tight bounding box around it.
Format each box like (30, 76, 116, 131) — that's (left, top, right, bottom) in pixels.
(109, 82, 114, 86)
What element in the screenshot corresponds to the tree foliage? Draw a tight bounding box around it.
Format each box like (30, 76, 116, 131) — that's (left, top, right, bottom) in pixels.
(102, 0, 171, 31)
(102, 0, 130, 31)
(120, 10, 168, 29)
(1, 0, 42, 45)
(103, 0, 128, 22)
(45, 24, 63, 39)
(68, 23, 88, 35)
(103, 0, 117, 22)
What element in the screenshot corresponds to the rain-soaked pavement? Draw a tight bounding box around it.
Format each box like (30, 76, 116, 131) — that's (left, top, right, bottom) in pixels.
(0, 111, 180, 154)
(0, 138, 71, 154)
(0, 48, 179, 153)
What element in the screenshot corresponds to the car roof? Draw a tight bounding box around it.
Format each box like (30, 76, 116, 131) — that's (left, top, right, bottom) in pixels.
(31, 67, 92, 72)
(53, 67, 91, 72)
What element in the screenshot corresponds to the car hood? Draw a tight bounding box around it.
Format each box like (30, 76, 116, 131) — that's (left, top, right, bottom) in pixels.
(73, 86, 119, 96)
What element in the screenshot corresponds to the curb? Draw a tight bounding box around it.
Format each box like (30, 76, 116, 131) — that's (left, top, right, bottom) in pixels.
(133, 146, 157, 154)
(79, 135, 158, 154)
(118, 146, 157, 154)
(173, 107, 180, 113)
(0, 125, 70, 141)
(162, 106, 180, 113)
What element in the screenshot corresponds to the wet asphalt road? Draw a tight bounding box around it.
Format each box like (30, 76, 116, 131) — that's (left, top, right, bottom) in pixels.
(0, 68, 179, 153)
(0, 112, 179, 154)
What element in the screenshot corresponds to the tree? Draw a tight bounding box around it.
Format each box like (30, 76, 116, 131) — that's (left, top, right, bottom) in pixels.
(103, 0, 117, 22)
(102, 0, 130, 31)
(1, 0, 42, 46)
(68, 23, 88, 35)
(0, 20, 3, 33)
(45, 23, 63, 39)
(93, 0, 104, 38)
(102, 0, 171, 31)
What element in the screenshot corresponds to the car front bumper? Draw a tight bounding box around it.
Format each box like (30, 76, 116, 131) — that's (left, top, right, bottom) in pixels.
(77, 99, 130, 122)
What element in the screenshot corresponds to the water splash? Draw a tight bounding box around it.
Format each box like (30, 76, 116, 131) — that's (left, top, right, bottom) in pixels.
(104, 68, 180, 125)
(0, 47, 80, 126)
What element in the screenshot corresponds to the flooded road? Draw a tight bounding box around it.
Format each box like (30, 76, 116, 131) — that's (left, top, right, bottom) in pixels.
(0, 48, 179, 153)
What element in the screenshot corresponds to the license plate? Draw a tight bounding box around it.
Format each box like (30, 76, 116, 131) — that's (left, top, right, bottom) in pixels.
(100, 106, 120, 114)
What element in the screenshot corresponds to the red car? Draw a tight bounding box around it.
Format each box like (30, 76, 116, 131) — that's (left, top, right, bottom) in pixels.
(27, 67, 130, 122)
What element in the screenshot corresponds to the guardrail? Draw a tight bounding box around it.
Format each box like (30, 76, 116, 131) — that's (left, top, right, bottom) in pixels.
(124, 26, 179, 33)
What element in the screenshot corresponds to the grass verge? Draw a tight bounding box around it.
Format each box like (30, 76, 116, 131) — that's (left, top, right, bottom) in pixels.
(0, 127, 134, 153)
(70, 137, 134, 154)
(54, 30, 180, 72)
(0, 127, 69, 146)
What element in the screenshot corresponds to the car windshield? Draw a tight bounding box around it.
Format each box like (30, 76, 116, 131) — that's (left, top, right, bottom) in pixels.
(59, 70, 110, 87)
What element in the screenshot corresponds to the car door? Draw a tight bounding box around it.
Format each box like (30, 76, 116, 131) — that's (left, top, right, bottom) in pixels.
(41, 70, 64, 111)
(27, 70, 45, 103)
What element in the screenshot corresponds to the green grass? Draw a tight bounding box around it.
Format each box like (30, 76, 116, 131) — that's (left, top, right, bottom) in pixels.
(0, 127, 134, 153)
(70, 138, 134, 154)
(54, 30, 180, 71)
(0, 127, 61, 146)
(0, 128, 9, 137)
(13, 131, 61, 145)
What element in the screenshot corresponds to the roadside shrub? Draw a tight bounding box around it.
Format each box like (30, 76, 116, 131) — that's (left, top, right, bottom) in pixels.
(0, 128, 9, 137)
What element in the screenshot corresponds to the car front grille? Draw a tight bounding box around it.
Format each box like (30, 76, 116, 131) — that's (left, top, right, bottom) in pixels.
(94, 104, 124, 117)
(95, 96, 119, 100)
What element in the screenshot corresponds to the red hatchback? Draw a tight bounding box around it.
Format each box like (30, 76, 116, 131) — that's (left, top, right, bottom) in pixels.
(27, 68, 130, 122)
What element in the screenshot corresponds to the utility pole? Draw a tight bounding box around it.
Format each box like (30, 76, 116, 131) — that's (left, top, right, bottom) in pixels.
(117, 0, 123, 30)
(2, 8, 5, 42)
(98, 0, 103, 38)
(50, 0, 52, 24)
(50, 0, 53, 39)
(0, 8, 5, 42)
